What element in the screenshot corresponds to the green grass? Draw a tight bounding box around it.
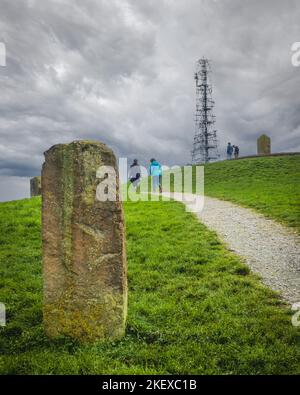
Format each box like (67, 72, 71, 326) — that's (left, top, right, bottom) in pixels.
(1, 197, 300, 374)
(203, 155, 300, 232)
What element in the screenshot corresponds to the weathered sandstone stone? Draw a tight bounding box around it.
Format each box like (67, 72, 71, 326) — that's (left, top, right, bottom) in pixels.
(30, 176, 42, 197)
(257, 134, 271, 155)
(42, 140, 127, 342)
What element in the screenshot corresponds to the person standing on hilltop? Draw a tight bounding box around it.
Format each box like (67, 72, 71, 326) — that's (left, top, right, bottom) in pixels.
(234, 145, 240, 159)
(227, 142, 233, 160)
(149, 158, 162, 193)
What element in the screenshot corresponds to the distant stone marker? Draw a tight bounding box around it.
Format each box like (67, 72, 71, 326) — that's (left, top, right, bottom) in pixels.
(42, 140, 127, 342)
(30, 176, 42, 197)
(257, 134, 271, 155)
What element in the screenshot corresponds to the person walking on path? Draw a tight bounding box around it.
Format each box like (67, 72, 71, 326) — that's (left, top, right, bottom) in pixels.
(128, 159, 141, 190)
(227, 143, 233, 160)
(149, 158, 162, 193)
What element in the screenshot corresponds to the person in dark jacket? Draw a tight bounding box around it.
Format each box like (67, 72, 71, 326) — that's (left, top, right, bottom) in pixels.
(128, 159, 141, 190)
(233, 145, 239, 159)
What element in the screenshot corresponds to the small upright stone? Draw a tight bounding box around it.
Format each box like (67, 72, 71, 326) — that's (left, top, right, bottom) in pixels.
(42, 140, 127, 342)
(30, 176, 42, 197)
(257, 134, 271, 155)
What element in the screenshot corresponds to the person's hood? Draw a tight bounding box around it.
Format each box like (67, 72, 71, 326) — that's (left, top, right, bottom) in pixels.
(151, 160, 160, 166)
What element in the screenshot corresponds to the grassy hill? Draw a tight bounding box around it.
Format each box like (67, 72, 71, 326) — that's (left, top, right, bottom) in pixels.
(164, 154, 300, 232)
(204, 155, 300, 232)
(1, 196, 300, 374)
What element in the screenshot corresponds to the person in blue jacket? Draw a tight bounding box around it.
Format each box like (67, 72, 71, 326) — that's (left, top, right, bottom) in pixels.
(227, 142, 233, 160)
(149, 158, 162, 193)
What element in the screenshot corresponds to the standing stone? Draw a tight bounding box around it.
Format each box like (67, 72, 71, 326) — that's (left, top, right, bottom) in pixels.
(30, 176, 42, 197)
(257, 134, 271, 155)
(42, 140, 127, 342)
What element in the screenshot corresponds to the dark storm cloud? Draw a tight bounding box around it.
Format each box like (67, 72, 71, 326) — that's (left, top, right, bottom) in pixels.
(0, 0, 300, 200)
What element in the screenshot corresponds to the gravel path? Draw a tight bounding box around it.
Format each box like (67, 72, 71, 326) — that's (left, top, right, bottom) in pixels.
(161, 192, 300, 305)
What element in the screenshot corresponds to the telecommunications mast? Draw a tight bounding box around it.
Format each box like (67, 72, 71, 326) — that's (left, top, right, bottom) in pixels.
(191, 58, 219, 164)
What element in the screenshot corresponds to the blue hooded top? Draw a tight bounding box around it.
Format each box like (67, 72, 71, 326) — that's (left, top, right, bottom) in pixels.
(149, 160, 162, 176)
(227, 144, 233, 154)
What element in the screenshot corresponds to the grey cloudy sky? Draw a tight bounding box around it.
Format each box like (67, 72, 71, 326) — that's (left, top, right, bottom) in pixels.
(0, 0, 300, 201)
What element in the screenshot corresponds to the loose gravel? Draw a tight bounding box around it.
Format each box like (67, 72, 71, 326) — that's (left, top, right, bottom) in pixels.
(161, 192, 300, 305)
